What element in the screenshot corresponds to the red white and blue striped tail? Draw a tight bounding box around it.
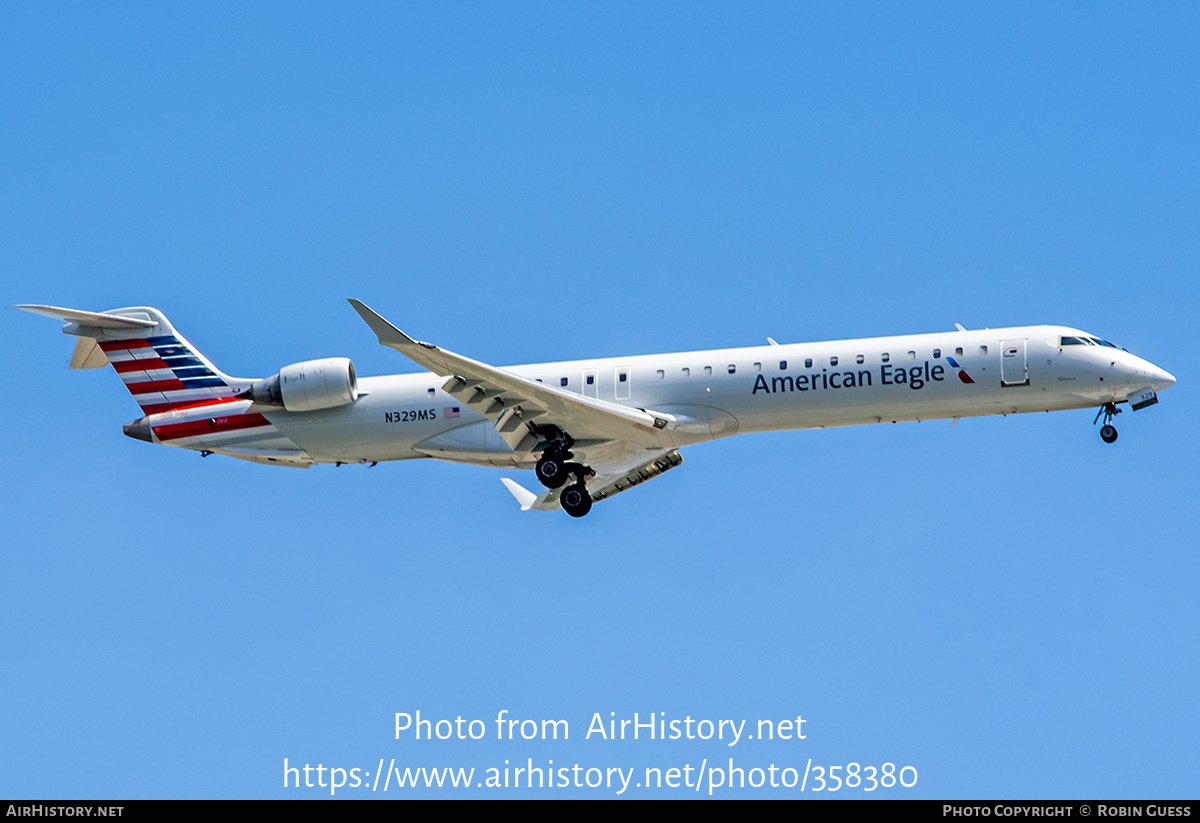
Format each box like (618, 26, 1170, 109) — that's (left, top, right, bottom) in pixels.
(14, 304, 248, 414)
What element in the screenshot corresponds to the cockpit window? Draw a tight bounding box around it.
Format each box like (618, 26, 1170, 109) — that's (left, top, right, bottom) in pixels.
(1089, 337, 1118, 348)
(1059, 336, 1091, 346)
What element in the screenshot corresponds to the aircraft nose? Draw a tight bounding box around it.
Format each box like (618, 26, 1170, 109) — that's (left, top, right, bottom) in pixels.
(1111, 355, 1175, 392)
(1150, 364, 1176, 390)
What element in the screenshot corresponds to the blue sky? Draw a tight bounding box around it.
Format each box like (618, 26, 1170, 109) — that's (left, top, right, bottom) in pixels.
(2, 2, 1196, 798)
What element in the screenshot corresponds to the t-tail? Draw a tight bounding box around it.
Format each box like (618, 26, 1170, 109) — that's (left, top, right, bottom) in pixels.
(16, 304, 324, 467)
(14, 304, 247, 413)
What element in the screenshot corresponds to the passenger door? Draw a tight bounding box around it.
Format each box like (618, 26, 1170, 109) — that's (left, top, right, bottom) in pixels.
(1001, 339, 1028, 387)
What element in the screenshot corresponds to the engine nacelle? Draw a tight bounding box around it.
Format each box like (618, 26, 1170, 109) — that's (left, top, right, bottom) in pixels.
(246, 357, 359, 412)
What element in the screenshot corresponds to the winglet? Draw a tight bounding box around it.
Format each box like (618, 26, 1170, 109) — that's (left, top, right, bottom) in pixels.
(347, 299, 420, 348)
(501, 477, 538, 511)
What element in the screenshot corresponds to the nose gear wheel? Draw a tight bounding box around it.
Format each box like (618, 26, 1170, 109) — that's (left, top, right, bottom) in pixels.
(1093, 402, 1121, 444)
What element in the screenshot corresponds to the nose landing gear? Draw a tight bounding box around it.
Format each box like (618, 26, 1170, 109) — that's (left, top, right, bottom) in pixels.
(1093, 402, 1121, 444)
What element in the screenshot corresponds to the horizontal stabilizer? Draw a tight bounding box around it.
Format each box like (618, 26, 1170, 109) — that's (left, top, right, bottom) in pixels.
(14, 304, 158, 329)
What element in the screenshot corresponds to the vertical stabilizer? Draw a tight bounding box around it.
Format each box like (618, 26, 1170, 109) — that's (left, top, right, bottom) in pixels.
(15, 304, 247, 413)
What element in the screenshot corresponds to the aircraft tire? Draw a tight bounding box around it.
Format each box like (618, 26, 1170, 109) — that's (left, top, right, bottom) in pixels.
(560, 484, 593, 518)
(536, 456, 569, 489)
(1100, 424, 1118, 444)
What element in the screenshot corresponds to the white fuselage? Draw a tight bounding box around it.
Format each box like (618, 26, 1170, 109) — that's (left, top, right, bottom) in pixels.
(219, 324, 1173, 467)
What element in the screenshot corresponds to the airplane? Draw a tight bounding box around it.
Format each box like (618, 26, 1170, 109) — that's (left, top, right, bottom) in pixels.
(16, 301, 1176, 517)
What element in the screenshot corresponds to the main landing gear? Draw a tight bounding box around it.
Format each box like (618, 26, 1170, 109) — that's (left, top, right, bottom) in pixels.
(1093, 402, 1121, 444)
(559, 482, 593, 518)
(535, 440, 595, 518)
(535, 448, 575, 488)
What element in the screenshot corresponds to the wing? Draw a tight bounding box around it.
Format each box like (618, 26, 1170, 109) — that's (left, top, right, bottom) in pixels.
(349, 299, 672, 451)
(348, 299, 685, 507)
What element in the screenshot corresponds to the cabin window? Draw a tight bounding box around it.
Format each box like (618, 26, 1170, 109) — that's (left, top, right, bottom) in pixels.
(830, 356, 838, 366)
(855, 354, 864, 364)
(933, 348, 941, 358)
(804, 358, 813, 368)
(779, 360, 787, 370)
(727, 364, 736, 374)
(955, 347, 963, 356)
(586, 374, 595, 385)
(656, 369, 664, 379)
(682, 368, 690, 378)
(979, 346, 988, 356)
(753, 362, 761, 372)
(560, 377, 568, 387)
(704, 366, 712, 376)
(618, 372, 627, 382)
(427, 388, 436, 398)
(906, 351, 916, 360)
(881, 352, 890, 363)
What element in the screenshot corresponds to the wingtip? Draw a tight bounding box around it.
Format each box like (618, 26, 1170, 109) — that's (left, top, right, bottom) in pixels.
(347, 299, 416, 346)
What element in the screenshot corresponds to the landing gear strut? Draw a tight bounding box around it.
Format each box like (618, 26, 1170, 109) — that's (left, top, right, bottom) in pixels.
(534, 430, 592, 489)
(533, 428, 577, 489)
(1093, 402, 1121, 444)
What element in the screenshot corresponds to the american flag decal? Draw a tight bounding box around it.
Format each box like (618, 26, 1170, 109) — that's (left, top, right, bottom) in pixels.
(444, 406, 460, 418)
